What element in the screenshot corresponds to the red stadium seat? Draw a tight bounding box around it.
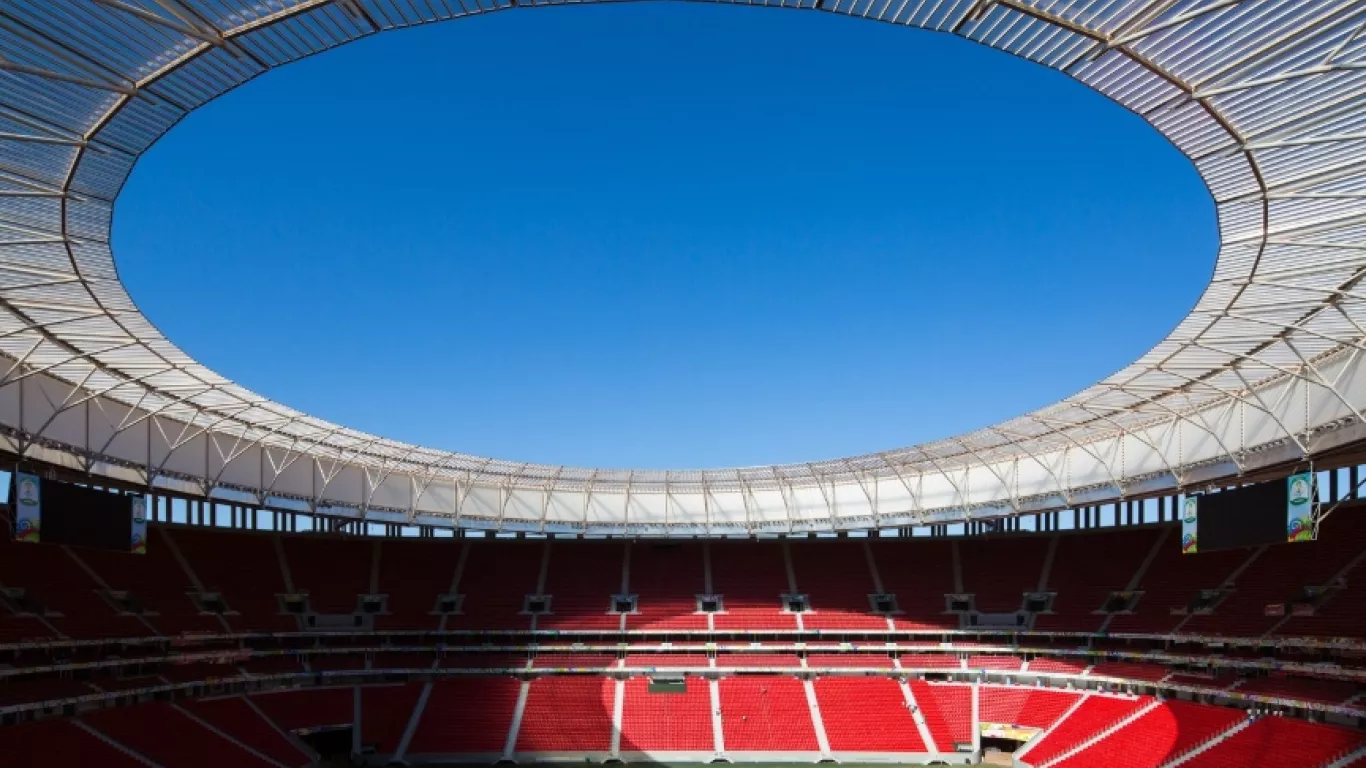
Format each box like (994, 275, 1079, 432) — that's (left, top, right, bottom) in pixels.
(1022, 694, 1148, 765)
(1181, 715, 1365, 768)
(407, 678, 521, 755)
(181, 695, 313, 767)
(4, 522, 1366, 768)
(514, 677, 614, 753)
(619, 676, 714, 753)
(719, 677, 819, 752)
(84, 701, 279, 768)
(0, 718, 148, 768)
(816, 677, 924, 752)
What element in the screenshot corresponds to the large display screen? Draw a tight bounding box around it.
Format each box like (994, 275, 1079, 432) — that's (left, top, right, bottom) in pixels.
(11, 471, 147, 554)
(1182, 472, 1315, 554)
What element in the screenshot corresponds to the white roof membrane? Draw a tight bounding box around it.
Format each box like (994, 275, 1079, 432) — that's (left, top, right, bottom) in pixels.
(1, 0, 1366, 531)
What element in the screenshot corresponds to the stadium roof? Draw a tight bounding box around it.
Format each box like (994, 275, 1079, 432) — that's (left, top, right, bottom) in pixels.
(2, 0, 1366, 533)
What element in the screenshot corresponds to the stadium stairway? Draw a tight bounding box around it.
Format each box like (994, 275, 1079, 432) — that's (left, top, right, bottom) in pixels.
(1015, 693, 1092, 765)
(799, 667, 833, 758)
(1041, 700, 1239, 768)
(180, 695, 314, 767)
(404, 677, 521, 759)
(84, 701, 284, 768)
(1176, 715, 1366, 767)
(815, 677, 926, 754)
(1327, 745, 1366, 768)
(359, 683, 422, 756)
(896, 675, 941, 751)
(910, 681, 975, 752)
(0, 718, 152, 767)
(1160, 717, 1254, 768)
(1025, 695, 1150, 765)
(1034, 698, 1161, 767)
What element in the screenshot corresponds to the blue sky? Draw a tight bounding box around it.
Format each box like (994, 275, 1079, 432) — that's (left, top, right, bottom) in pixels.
(113, 4, 1215, 470)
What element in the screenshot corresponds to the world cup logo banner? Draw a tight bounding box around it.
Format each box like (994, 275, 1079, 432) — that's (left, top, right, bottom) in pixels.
(130, 496, 148, 555)
(13, 472, 40, 544)
(1286, 472, 1314, 543)
(1180, 496, 1198, 554)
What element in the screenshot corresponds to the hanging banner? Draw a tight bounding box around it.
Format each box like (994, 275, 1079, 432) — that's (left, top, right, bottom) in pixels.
(130, 495, 148, 555)
(13, 471, 41, 544)
(1181, 496, 1199, 554)
(1286, 472, 1315, 543)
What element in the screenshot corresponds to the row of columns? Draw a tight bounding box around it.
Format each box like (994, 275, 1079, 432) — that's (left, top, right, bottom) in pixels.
(51, 465, 1366, 540)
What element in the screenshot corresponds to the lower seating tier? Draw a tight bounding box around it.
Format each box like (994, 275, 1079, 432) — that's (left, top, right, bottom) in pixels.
(83, 701, 277, 768)
(1022, 694, 1149, 765)
(3, 678, 1364, 767)
(1181, 715, 1365, 768)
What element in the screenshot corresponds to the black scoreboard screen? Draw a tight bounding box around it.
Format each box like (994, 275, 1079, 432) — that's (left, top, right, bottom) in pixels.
(10, 471, 147, 554)
(1195, 482, 1287, 551)
(1184, 472, 1316, 554)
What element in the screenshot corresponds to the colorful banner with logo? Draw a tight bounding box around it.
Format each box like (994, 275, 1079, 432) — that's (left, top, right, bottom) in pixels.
(980, 723, 1041, 742)
(1286, 472, 1314, 543)
(130, 495, 148, 555)
(13, 471, 41, 544)
(1181, 495, 1199, 554)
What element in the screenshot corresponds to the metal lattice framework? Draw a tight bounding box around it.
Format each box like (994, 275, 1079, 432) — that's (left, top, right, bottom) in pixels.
(2, 0, 1366, 533)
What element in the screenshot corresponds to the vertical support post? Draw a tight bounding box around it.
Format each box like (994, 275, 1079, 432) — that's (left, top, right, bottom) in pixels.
(610, 678, 624, 758)
(709, 673, 725, 759)
(392, 681, 433, 763)
(503, 680, 531, 760)
(352, 686, 362, 757)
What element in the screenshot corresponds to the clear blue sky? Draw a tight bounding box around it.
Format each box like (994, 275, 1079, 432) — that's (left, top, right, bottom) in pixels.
(113, 4, 1215, 470)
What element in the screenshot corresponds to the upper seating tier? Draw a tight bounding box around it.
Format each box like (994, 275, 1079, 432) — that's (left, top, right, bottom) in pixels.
(3, 514, 1365, 645)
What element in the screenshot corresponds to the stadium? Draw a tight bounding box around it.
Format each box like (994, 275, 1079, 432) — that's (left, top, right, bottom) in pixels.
(4, 0, 1366, 766)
